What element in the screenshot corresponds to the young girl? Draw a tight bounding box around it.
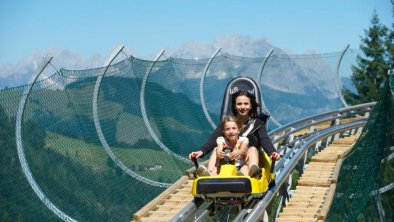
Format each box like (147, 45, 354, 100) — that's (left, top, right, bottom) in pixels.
(195, 115, 250, 176)
(189, 90, 280, 177)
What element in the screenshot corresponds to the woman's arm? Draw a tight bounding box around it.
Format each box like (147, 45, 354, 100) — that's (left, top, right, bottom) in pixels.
(253, 119, 277, 155)
(199, 125, 223, 157)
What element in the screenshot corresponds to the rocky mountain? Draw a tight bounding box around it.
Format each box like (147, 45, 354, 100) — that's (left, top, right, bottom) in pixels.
(0, 35, 352, 123)
(0, 48, 107, 89)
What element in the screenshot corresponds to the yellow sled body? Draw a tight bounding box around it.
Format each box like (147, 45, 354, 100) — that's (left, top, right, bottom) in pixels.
(191, 151, 275, 198)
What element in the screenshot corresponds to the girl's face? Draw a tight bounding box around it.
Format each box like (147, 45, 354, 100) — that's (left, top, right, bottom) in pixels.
(234, 95, 252, 118)
(223, 121, 240, 143)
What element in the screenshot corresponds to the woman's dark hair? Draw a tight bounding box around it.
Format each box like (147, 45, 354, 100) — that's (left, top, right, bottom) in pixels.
(231, 90, 259, 118)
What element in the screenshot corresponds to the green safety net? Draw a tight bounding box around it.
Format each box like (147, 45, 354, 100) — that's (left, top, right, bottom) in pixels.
(326, 75, 394, 221)
(0, 50, 365, 221)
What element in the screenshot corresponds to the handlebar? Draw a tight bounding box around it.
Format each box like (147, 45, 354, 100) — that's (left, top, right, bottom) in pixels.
(270, 157, 276, 173)
(191, 157, 199, 178)
(223, 147, 233, 164)
(192, 157, 199, 169)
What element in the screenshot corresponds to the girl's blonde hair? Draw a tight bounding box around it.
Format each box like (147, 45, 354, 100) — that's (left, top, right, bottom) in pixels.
(221, 115, 241, 131)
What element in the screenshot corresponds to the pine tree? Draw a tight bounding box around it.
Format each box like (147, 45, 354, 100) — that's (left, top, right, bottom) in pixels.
(386, 0, 394, 70)
(343, 11, 388, 105)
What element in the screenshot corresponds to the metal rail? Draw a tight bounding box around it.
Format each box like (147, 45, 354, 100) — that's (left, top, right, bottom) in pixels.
(241, 120, 367, 222)
(268, 101, 375, 138)
(169, 102, 372, 222)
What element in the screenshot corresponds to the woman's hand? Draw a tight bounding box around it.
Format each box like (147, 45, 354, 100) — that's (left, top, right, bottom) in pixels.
(189, 151, 203, 160)
(271, 152, 281, 161)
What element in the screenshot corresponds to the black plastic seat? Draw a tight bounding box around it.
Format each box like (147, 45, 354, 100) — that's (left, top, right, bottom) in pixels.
(220, 77, 270, 124)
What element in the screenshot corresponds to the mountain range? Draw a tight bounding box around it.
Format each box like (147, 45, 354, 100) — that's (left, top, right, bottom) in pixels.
(0, 35, 357, 124)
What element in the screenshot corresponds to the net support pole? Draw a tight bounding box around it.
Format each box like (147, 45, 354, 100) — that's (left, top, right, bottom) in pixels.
(336, 44, 350, 107)
(93, 45, 126, 164)
(257, 49, 273, 85)
(15, 57, 78, 222)
(93, 45, 171, 187)
(139, 49, 189, 164)
(258, 49, 282, 127)
(200, 48, 221, 129)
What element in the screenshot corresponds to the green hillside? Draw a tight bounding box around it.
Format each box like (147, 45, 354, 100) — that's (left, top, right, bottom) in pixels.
(0, 76, 216, 221)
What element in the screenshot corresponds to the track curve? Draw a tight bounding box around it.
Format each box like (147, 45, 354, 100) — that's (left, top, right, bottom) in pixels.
(132, 103, 374, 222)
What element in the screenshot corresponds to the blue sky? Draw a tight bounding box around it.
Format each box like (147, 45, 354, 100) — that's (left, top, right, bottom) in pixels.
(0, 0, 392, 65)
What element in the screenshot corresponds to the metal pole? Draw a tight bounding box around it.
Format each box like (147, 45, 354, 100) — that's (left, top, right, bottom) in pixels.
(336, 44, 350, 107)
(15, 57, 78, 221)
(258, 49, 274, 85)
(258, 49, 282, 127)
(200, 48, 222, 129)
(93, 45, 171, 187)
(140, 49, 190, 164)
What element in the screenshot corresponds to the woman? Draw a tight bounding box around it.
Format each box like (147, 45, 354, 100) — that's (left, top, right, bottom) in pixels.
(189, 90, 280, 177)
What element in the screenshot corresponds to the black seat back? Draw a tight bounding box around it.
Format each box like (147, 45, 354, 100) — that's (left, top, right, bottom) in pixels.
(220, 77, 270, 123)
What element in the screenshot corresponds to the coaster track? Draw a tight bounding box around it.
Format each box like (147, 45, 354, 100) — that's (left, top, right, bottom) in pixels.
(132, 102, 375, 222)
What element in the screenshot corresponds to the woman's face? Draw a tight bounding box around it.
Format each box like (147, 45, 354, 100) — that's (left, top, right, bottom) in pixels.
(223, 121, 240, 143)
(234, 95, 252, 117)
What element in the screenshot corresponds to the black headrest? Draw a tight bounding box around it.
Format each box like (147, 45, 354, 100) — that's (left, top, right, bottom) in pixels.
(220, 77, 269, 122)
